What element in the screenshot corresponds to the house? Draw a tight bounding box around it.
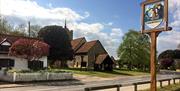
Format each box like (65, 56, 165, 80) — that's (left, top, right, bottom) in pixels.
(0, 34, 48, 70)
(67, 37, 114, 71)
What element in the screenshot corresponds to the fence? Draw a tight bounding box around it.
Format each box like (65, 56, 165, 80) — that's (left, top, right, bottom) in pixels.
(84, 76, 180, 91)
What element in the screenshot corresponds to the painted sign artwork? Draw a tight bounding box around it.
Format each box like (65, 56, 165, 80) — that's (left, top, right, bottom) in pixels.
(144, 1, 164, 29)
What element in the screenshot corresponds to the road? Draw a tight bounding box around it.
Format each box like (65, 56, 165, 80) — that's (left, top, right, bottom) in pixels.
(0, 74, 179, 91)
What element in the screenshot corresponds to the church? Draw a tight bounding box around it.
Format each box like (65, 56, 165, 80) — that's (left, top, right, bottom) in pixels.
(0, 22, 115, 71)
(65, 24, 115, 71)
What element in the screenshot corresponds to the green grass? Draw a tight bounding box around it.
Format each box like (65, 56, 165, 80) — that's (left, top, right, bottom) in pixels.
(61, 68, 149, 78)
(140, 83, 180, 91)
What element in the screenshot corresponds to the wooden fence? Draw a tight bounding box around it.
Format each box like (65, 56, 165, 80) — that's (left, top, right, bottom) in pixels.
(84, 77, 180, 91)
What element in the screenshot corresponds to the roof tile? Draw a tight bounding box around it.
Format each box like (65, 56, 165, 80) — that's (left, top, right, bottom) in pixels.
(76, 40, 98, 53)
(71, 37, 85, 51)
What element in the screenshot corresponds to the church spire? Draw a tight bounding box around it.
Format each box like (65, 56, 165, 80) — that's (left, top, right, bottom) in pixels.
(64, 19, 67, 29)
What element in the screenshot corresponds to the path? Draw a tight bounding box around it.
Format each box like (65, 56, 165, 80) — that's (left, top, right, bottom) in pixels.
(0, 74, 179, 91)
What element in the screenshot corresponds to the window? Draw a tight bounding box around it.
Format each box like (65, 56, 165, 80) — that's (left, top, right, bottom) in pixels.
(28, 60, 43, 70)
(0, 45, 10, 52)
(0, 59, 15, 67)
(81, 62, 87, 67)
(76, 62, 79, 67)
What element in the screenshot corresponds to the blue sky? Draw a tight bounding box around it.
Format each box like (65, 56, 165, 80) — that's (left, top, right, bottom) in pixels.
(36, 0, 142, 32)
(0, 0, 180, 58)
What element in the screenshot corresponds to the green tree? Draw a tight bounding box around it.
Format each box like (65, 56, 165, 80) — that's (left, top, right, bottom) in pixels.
(0, 16, 27, 36)
(38, 25, 74, 67)
(117, 30, 150, 71)
(0, 16, 40, 37)
(0, 17, 12, 34)
(30, 25, 41, 38)
(158, 49, 180, 70)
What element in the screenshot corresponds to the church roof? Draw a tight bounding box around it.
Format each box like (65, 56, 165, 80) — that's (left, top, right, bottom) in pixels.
(95, 54, 108, 64)
(71, 37, 85, 51)
(76, 40, 99, 54)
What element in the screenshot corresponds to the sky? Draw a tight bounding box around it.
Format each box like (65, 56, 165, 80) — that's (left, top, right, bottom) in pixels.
(0, 0, 180, 59)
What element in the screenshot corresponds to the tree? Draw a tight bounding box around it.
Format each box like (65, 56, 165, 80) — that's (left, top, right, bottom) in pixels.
(174, 50, 180, 59)
(9, 39, 49, 62)
(30, 25, 41, 38)
(158, 49, 180, 70)
(38, 25, 74, 67)
(0, 16, 41, 37)
(158, 50, 175, 70)
(158, 50, 174, 59)
(0, 16, 13, 34)
(117, 30, 150, 71)
(159, 58, 175, 70)
(0, 16, 27, 36)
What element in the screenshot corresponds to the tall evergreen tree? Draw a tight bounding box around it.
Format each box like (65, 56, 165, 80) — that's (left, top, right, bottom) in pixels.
(38, 25, 74, 67)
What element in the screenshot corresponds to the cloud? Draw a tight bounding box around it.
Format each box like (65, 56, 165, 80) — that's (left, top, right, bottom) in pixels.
(158, 31, 180, 53)
(156, 0, 180, 54)
(107, 22, 113, 26)
(111, 28, 124, 38)
(169, 0, 180, 29)
(71, 22, 104, 34)
(0, 0, 124, 59)
(72, 25, 124, 58)
(1, 0, 88, 22)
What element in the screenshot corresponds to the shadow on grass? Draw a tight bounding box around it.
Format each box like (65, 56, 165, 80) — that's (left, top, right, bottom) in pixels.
(175, 88, 180, 91)
(0, 79, 84, 87)
(63, 68, 133, 76)
(25, 79, 84, 86)
(101, 70, 133, 76)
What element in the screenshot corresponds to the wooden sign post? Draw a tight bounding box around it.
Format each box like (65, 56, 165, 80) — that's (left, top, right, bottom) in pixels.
(141, 0, 171, 91)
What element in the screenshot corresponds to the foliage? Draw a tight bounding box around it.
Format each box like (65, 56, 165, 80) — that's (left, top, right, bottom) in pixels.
(158, 50, 174, 59)
(0, 16, 41, 37)
(0, 16, 13, 34)
(117, 30, 150, 71)
(174, 50, 180, 59)
(158, 49, 180, 70)
(9, 39, 49, 61)
(38, 25, 74, 65)
(159, 58, 175, 70)
(29, 24, 41, 38)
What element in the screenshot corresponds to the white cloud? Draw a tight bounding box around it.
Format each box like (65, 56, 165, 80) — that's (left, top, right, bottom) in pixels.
(71, 22, 104, 34)
(111, 28, 124, 38)
(157, 0, 180, 54)
(1, 0, 87, 22)
(84, 12, 90, 18)
(48, 3, 53, 8)
(0, 0, 124, 59)
(158, 31, 180, 53)
(169, 0, 180, 28)
(107, 22, 113, 26)
(72, 25, 124, 59)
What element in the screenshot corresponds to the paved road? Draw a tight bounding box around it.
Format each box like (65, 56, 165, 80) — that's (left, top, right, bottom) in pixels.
(0, 74, 179, 91)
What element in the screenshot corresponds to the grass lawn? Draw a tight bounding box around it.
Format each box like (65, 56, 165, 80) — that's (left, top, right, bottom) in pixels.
(61, 68, 149, 78)
(140, 83, 180, 91)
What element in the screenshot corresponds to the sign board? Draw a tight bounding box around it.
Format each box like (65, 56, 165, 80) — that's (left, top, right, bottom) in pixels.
(140, 0, 170, 91)
(141, 0, 168, 33)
